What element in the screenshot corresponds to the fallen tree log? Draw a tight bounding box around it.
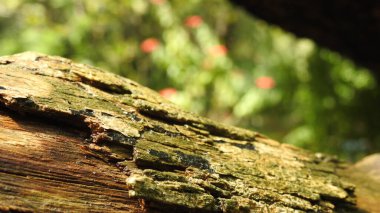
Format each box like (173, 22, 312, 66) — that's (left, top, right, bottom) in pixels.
(0, 52, 377, 212)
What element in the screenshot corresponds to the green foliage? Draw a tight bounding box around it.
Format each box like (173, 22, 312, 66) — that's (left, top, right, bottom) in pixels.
(0, 0, 378, 161)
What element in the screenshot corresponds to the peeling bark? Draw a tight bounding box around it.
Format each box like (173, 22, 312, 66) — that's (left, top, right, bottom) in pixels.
(0, 52, 367, 212)
(0, 110, 142, 212)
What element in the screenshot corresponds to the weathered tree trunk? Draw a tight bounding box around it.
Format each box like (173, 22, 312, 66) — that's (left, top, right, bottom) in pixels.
(0, 52, 378, 212)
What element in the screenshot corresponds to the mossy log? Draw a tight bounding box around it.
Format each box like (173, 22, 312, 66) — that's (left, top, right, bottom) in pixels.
(0, 52, 377, 212)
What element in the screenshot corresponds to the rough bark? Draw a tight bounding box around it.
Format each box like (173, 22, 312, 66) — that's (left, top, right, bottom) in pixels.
(229, 0, 380, 79)
(0, 52, 372, 212)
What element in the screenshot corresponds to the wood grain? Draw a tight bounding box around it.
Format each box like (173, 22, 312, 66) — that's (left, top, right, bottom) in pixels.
(0, 110, 142, 212)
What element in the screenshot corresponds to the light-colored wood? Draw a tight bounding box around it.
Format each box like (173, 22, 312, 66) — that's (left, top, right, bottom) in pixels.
(340, 154, 380, 213)
(0, 111, 142, 212)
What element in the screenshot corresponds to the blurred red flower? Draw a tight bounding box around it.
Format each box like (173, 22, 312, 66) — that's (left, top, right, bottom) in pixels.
(159, 88, 177, 99)
(140, 38, 160, 53)
(185, 15, 203, 28)
(150, 0, 165, 5)
(255, 76, 276, 89)
(209, 45, 228, 57)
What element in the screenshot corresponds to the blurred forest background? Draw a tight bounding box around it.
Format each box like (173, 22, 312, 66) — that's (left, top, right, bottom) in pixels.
(1, 0, 379, 161)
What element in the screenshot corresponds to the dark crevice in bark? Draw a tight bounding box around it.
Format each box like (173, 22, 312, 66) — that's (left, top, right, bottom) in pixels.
(0, 101, 90, 137)
(134, 158, 187, 172)
(138, 108, 255, 142)
(143, 200, 215, 213)
(77, 75, 132, 95)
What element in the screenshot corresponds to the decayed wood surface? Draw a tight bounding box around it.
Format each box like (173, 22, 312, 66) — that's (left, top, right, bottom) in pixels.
(0, 52, 372, 212)
(0, 110, 142, 212)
